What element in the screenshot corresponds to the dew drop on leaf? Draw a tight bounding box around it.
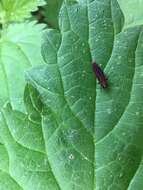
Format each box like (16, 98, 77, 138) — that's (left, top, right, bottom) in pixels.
(55, 44, 59, 48)
(116, 40, 119, 44)
(69, 154, 75, 160)
(122, 132, 126, 136)
(84, 156, 88, 160)
(107, 108, 112, 114)
(119, 172, 123, 178)
(82, 43, 85, 47)
(44, 158, 48, 165)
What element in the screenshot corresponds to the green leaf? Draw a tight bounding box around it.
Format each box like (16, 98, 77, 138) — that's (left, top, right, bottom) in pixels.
(24, 84, 43, 123)
(1, 0, 143, 189)
(42, 0, 63, 29)
(0, 85, 61, 190)
(117, 0, 143, 29)
(27, 1, 140, 189)
(41, 0, 78, 29)
(0, 21, 45, 112)
(0, 0, 46, 24)
(0, 171, 23, 190)
(26, 1, 143, 189)
(89, 0, 124, 65)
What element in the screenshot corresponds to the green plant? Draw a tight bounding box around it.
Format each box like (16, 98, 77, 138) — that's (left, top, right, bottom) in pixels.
(0, 0, 143, 189)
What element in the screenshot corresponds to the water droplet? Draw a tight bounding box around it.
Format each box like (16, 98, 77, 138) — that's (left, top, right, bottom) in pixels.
(82, 73, 86, 77)
(12, 129, 16, 134)
(75, 6, 79, 12)
(119, 172, 123, 178)
(128, 14, 134, 24)
(37, 164, 41, 168)
(128, 59, 132, 63)
(20, 162, 25, 168)
(55, 44, 59, 48)
(82, 43, 85, 47)
(107, 108, 112, 114)
(135, 112, 140, 115)
(69, 154, 75, 160)
(122, 132, 126, 136)
(44, 159, 48, 165)
(73, 38, 76, 42)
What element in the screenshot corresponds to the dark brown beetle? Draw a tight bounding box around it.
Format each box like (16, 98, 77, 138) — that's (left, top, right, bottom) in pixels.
(92, 62, 108, 88)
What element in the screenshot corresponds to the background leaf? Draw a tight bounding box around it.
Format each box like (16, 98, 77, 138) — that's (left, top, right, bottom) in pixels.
(0, 21, 45, 112)
(0, 0, 46, 23)
(42, 0, 63, 28)
(117, 0, 143, 29)
(0, 85, 61, 190)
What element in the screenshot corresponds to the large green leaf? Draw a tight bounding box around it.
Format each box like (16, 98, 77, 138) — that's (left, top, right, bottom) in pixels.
(0, 21, 45, 112)
(117, 0, 143, 29)
(26, 1, 143, 189)
(0, 0, 46, 23)
(25, 0, 129, 189)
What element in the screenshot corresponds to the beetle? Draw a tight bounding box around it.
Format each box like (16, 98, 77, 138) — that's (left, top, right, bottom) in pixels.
(92, 62, 108, 88)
